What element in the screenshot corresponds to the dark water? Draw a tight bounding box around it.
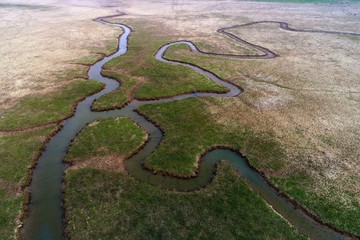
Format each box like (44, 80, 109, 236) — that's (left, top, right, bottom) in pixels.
(23, 15, 354, 240)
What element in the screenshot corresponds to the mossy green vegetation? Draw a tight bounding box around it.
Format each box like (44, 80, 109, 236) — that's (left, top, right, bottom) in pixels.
(65, 118, 146, 163)
(103, 21, 227, 100)
(138, 97, 284, 177)
(65, 163, 304, 240)
(0, 126, 54, 239)
(271, 173, 360, 236)
(0, 80, 104, 131)
(92, 71, 138, 110)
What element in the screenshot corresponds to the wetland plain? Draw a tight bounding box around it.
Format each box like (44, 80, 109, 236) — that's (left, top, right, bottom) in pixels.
(0, 0, 359, 239)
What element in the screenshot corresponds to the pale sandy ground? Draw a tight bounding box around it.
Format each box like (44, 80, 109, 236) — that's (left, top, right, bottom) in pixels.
(1, 0, 359, 203)
(0, 0, 124, 112)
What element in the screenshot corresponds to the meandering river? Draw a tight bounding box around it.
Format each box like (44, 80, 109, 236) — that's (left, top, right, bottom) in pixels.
(23, 13, 359, 240)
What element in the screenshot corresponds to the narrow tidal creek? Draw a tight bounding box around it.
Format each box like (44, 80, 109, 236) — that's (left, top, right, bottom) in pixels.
(23, 14, 358, 240)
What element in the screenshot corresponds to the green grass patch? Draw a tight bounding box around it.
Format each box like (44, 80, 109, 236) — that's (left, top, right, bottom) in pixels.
(271, 173, 360, 236)
(0, 126, 54, 239)
(92, 71, 138, 111)
(0, 80, 104, 131)
(65, 118, 146, 163)
(65, 162, 304, 239)
(104, 20, 227, 99)
(318, 135, 335, 147)
(138, 98, 284, 176)
(165, 43, 259, 80)
(138, 97, 359, 234)
(0, 127, 54, 183)
(0, 193, 24, 240)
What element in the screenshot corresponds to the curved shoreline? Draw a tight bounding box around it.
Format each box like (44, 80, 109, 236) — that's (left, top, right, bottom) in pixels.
(21, 12, 360, 240)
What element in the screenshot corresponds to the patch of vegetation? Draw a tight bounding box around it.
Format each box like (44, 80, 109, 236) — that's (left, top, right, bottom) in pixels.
(164, 43, 256, 80)
(74, 54, 104, 66)
(318, 134, 335, 147)
(92, 71, 138, 110)
(164, 22, 360, 235)
(0, 193, 23, 240)
(271, 173, 360, 236)
(0, 126, 54, 239)
(104, 20, 227, 100)
(65, 162, 304, 240)
(165, 43, 287, 93)
(0, 80, 104, 131)
(65, 118, 146, 163)
(194, 37, 261, 55)
(138, 97, 359, 234)
(138, 98, 284, 177)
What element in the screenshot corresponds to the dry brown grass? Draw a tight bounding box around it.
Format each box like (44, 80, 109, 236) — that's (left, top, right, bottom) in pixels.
(67, 155, 127, 172)
(0, 2, 121, 113)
